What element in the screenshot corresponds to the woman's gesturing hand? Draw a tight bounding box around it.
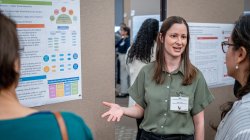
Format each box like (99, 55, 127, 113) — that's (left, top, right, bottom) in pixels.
(101, 102, 124, 122)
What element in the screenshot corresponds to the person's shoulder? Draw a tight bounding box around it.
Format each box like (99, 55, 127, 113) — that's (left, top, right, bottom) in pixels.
(61, 112, 85, 124)
(230, 103, 250, 127)
(231, 107, 250, 140)
(125, 36, 130, 42)
(238, 100, 250, 114)
(192, 67, 205, 80)
(61, 111, 79, 117)
(61, 112, 93, 140)
(141, 62, 155, 72)
(29, 111, 84, 124)
(137, 62, 155, 78)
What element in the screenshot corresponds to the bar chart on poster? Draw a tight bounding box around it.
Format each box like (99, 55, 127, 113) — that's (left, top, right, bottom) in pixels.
(0, 0, 82, 107)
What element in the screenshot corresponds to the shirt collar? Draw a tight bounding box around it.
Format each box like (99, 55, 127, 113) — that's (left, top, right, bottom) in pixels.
(242, 93, 250, 103)
(162, 60, 185, 75)
(179, 60, 185, 75)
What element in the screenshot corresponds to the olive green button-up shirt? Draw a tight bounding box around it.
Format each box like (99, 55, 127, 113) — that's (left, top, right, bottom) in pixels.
(129, 61, 214, 135)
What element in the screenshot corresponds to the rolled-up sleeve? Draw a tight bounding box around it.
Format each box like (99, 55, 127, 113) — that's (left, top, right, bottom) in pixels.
(128, 68, 146, 109)
(191, 72, 214, 115)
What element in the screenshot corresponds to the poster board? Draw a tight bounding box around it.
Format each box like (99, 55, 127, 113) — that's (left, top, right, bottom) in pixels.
(0, 0, 82, 107)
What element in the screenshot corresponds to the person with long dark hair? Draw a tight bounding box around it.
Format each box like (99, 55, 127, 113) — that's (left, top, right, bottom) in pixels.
(102, 16, 214, 140)
(126, 18, 159, 140)
(215, 14, 250, 140)
(233, 80, 241, 96)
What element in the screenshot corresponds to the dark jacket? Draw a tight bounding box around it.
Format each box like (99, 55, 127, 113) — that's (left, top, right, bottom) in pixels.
(115, 37, 130, 54)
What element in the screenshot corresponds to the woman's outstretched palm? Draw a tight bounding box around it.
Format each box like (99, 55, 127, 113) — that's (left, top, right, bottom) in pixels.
(101, 102, 124, 122)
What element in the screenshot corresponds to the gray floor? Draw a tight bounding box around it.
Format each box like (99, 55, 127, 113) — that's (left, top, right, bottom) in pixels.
(115, 96, 137, 140)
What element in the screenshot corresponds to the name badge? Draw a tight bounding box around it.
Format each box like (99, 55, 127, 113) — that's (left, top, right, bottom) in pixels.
(170, 97, 189, 112)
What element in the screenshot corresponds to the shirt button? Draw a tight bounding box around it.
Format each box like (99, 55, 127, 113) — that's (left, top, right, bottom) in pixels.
(165, 100, 168, 102)
(164, 113, 167, 116)
(167, 86, 170, 88)
(161, 126, 164, 128)
(168, 74, 171, 76)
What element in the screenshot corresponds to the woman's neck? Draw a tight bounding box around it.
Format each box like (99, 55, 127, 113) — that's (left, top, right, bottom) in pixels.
(0, 87, 37, 120)
(236, 71, 249, 88)
(164, 56, 181, 73)
(235, 61, 250, 87)
(0, 87, 19, 103)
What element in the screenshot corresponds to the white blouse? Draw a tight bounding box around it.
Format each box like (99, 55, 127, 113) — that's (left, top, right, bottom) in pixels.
(215, 93, 250, 140)
(125, 42, 156, 107)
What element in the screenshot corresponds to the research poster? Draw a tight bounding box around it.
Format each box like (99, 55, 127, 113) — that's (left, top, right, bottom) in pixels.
(0, 0, 82, 107)
(189, 23, 234, 87)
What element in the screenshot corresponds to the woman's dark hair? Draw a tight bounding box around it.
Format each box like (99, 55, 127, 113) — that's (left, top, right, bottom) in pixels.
(220, 14, 250, 119)
(122, 26, 130, 37)
(127, 18, 159, 64)
(153, 16, 197, 85)
(0, 12, 20, 90)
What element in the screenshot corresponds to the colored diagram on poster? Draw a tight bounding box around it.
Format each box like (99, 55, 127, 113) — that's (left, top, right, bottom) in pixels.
(50, 6, 77, 24)
(42, 52, 79, 73)
(48, 77, 79, 98)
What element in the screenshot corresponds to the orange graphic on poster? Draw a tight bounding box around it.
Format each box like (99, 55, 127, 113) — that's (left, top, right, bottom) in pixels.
(44, 66, 50, 72)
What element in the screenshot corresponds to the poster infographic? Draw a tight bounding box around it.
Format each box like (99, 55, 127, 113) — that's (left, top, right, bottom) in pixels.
(0, 0, 82, 107)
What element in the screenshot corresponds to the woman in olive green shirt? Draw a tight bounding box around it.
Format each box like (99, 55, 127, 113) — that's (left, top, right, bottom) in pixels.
(102, 16, 214, 140)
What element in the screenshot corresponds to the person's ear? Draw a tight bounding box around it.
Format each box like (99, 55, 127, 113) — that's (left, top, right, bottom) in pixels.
(14, 58, 20, 73)
(236, 46, 247, 64)
(159, 33, 164, 43)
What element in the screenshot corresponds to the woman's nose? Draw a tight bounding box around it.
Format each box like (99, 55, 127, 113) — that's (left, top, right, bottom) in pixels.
(175, 37, 182, 45)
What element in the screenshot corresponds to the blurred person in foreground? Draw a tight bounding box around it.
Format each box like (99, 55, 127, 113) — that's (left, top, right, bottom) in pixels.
(215, 14, 250, 140)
